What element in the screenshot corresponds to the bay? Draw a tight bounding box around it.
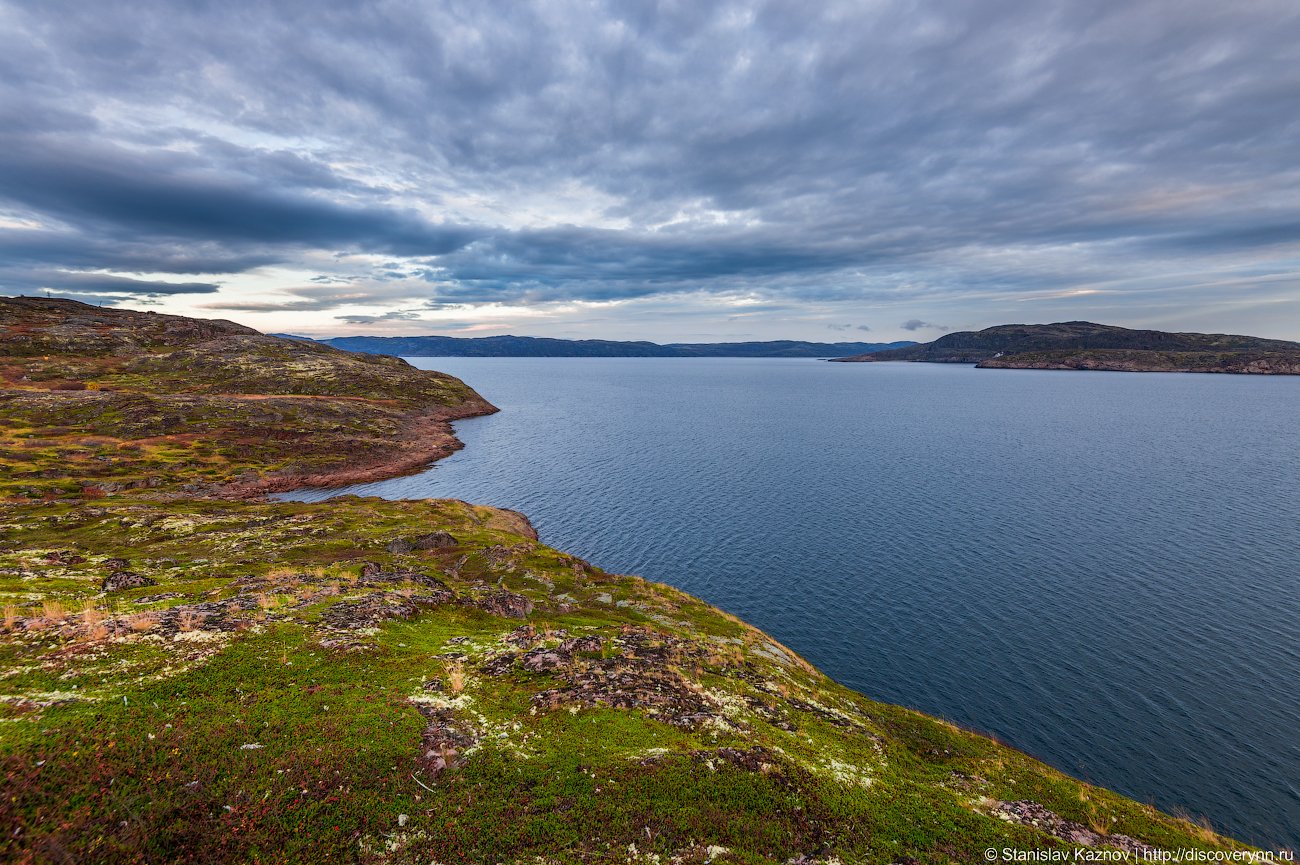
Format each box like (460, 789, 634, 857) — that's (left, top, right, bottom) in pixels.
(283, 358, 1300, 847)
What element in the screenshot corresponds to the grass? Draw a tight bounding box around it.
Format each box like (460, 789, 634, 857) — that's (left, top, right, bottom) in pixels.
(0, 299, 1261, 862)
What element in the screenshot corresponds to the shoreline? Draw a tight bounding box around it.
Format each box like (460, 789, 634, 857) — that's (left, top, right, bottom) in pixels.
(221, 396, 498, 498)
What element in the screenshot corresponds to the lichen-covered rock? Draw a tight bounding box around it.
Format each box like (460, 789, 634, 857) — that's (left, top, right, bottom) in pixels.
(101, 570, 157, 592)
(468, 590, 533, 619)
(412, 531, 457, 549)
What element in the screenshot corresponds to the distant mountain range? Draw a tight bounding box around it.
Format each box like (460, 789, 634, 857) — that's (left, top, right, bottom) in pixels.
(287, 334, 916, 358)
(830, 321, 1300, 374)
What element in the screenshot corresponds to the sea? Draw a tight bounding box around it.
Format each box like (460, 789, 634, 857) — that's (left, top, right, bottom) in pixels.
(281, 358, 1300, 848)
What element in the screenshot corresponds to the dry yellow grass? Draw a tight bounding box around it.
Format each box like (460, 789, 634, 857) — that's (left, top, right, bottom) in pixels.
(446, 662, 466, 695)
(177, 609, 206, 632)
(3, 604, 17, 632)
(128, 612, 159, 633)
(41, 599, 68, 622)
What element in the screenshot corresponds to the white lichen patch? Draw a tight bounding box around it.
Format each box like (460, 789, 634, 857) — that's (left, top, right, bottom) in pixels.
(0, 690, 83, 707)
(172, 629, 227, 644)
(814, 756, 875, 789)
(357, 829, 429, 860)
(408, 691, 475, 711)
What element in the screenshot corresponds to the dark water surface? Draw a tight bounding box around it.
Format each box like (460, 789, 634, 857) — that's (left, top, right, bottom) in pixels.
(285, 358, 1300, 847)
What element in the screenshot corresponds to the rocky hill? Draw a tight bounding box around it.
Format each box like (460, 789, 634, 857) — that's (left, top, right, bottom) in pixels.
(0, 297, 496, 498)
(0, 298, 1252, 862)
(830, 321, 1300, 374)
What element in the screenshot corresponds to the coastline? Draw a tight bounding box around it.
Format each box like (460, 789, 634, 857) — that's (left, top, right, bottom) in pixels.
(224, 397, 499, 498)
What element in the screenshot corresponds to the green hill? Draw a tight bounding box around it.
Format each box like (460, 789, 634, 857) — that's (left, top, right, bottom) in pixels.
(0, 299, 1251, 862)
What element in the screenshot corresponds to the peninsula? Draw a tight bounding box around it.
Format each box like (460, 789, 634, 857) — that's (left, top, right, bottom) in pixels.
(0, 298, 1250, 862)
(830, 321, 1300, 374)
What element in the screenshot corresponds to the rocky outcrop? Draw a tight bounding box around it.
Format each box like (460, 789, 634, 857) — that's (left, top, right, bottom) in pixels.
(992, 800, 1154, 853)
(101, 570, 157, 592)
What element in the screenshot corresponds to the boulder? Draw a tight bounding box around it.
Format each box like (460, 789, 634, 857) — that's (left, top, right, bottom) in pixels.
(412, 531, 458, 550)
(472, 591, 533, 619)
(102, 570, 157, 592)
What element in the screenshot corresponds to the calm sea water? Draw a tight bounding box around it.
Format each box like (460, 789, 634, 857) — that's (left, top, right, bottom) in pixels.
(285, 358, 1300, 847)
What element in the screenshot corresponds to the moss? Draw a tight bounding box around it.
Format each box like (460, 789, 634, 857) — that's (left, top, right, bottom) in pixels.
(0, 299, 1256, 862)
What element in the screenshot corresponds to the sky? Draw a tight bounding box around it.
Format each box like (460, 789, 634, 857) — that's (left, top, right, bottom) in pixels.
(2, 0, 1299, 342)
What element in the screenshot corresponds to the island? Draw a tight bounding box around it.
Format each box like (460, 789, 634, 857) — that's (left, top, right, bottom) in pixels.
(0, 298, 1251, 862)
(830, 321, 1300, 374)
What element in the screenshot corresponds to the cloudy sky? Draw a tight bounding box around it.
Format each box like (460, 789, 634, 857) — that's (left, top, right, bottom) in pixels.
(2, 0, 1299, 341)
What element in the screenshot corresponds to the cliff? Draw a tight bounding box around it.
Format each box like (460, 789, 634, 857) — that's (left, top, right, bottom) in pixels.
(830, 321, 1300, 374)
(0, 299, 1251, 862)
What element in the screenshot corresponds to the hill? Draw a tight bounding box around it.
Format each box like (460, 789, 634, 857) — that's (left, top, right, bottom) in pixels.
(829, 321, 1300, 373)
(319, 334, 915, 358)
(0, 298, 1250, 862)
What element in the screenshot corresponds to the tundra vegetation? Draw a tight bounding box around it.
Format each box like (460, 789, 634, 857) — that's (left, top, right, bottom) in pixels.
(0, 298, 1250, 863)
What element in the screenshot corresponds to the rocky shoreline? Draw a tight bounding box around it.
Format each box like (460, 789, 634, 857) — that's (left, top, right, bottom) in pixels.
(975, 349, 1300, 374)
(222, 397, 499, 498)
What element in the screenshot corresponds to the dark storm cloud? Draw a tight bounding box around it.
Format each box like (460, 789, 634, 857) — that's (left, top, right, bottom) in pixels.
(0, 137, 480, 256)
(1, 0, 1299, 331)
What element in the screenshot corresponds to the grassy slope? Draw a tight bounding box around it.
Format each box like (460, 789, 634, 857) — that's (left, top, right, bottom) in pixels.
(0, 299, 1248, 863)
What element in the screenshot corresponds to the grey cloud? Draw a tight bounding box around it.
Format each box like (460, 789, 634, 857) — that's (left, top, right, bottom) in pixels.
(335, 310, 424, 324)
(0, 137, 480, 257)
(0, 266, 220, 296)
(1, 0, 1298, 335)
(901, 319, 947, 332)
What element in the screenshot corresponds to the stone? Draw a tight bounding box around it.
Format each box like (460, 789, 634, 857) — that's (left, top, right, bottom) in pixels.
(471, 590, 533, 619)
(102, 570, 157, 592)
(520, 649, 567, 671)
(412, 531, 457, 550)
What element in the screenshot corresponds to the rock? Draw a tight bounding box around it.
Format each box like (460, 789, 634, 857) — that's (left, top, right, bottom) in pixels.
(520, 649, 567, 671)
(558, 635, 603, 654)
(44, 550, 86, 565)
(421, 679, 443, 692)
(133, 592, 185, 604)
(470, 590, 533, 619)
(503, 625, 538, 647)
(385, 531, 459, 554)
(102, 557, 129, 570)
(992, 800, 1153, 853)
(357, 567, 448, 590)
(412, 531, 457, 549)
(321, 590, 454, 631)
(102, 570, 157, 592)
